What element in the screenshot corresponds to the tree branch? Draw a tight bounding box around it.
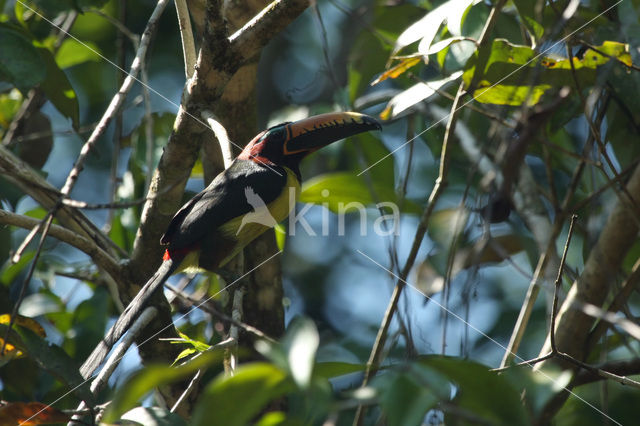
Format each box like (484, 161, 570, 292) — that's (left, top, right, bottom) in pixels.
(0, 210, 122, 284)
(128, 0, 309, 284)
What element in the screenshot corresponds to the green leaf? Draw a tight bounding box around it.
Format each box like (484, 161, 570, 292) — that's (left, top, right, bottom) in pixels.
(428, 207, 469, 248)
(393, 0, 475, 56)
(348, 4, 425, 101)
(462, 40, 632, 105)
(103, 350, 224, 423)
(346, 132, 395, 187)
(36, 46, 79, 128)
(255, 412, 291, 426)
(120, 407, 188, 426)
(68, 288, 108, 360)
(501, 365, 571, 416)
(314, 361, 366, 378)
(282, 317, 318, 388)
(192, 363, 294, 426)
(0, 90, 22, 128)
(419, 356, 530, 425)
(376, 372, 438, 426)
(0, 24, 46, 94)
(513, 0, 545, 40)
(29, 0, 81, 15)
(274, 223, 286, 251)
(1, 251, 35, 285)
(380, 71, 462, 119)
(0, 226, 10, 266)
(300, 172, 420, 215)
(55, 38, 101, 69)
(162, 329, 211, 362)
(0, 323, 94, 405)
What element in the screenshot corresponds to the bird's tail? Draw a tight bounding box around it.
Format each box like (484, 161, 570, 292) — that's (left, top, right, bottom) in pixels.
(80, 258, 178, 379)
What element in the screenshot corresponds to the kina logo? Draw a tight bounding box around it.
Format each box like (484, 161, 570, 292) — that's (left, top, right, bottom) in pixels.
(236, 186, 278, 235)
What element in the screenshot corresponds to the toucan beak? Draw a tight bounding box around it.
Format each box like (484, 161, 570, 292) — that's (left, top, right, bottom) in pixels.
(283, 112, 381, 156)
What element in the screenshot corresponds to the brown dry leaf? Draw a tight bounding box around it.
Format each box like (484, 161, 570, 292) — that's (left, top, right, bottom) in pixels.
(0, 401, 70, 426)
(0, 314, 46, 337)
(371, 57, 422, 86)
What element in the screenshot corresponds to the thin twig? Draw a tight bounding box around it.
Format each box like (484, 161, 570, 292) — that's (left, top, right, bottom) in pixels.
(354, 4, 506, 424)
(141, 59, 154, 193)
(88, 8, 140, 44)
(106, 0, 128, 234)
(500, 92, 608, 367)
(550, 215, 577, 351)
(174, 0, 197, 78)
(353, 83, 465, 425)
(168, 338, 236, 414)
(165, 283, 275, 343)
(587, 256, 640, 350)
(226, 286, 244, 374)
(60, 0, 168, 198)
(0, 210, 121, 281)
(13, 0, 170, 264)
(1, 214, 53, 356)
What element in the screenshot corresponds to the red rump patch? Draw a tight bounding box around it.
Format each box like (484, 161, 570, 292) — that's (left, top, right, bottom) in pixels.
(163, 245, 199, 262)
(163, 249, 171, 261)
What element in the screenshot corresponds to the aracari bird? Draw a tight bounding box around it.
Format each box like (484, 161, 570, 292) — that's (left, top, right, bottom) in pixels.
(81, 111, 381, 377)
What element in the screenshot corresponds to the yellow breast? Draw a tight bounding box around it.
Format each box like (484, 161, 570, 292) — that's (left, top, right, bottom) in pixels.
(217, 167, 300, 266)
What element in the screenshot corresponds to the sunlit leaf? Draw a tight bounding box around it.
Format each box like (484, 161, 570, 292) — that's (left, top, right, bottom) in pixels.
(55, 38, 101, 69)
(348, 4, 425, 101)
(192, 363, 294, 426)
(103, 350, 224, 423)
(421, 36, 473, 56)
(380, 71, 463, 119)
(282, 317, 318, 388)
(371, 57, 422, 86)
(120, 406, 188, 426)
(162, 330, 211, 365)
(0, 90, 23, 128)
(393, 0, 475, 55)
(274, 223, 286, 251)
(429, 207, 469, 248)
(0, 314, 46, 337)
(0, 251, 35, 287)
(255, 411, 290, 426)
(463, 40, 632, 105)
(415, 260, 445, 297)
(545, 41, 632, 69)
(300, 172, 420, 215)
(0, 338, 20, 366)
